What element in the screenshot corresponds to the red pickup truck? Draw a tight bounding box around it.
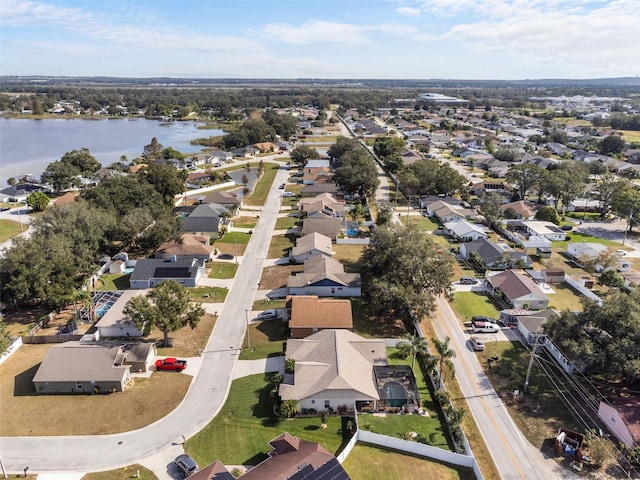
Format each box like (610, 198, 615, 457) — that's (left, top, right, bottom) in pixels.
(155, 357, 187, 372)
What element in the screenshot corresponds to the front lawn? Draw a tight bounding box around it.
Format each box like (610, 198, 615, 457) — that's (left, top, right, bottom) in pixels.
(190, 287, 228, 303)
(343, 444, 475, 480)
(268, 233, 297, 258)
(239, 319, 288, 360)
(399, 215, 439, 231)
(217, 230, 251, 245)
(449, 292, 500, 323)
(186, 374, 347, 466)
(0, 219, 24, 242)
(208, 262, 239, 279)
(82, 465, 158, 480)
(233, 216, 259, 228)
(0, 344, 192, 436)
(253, 298, 287, 311)
(259, 265, 302, 290)
(332, 244, 365, 273)
(546, 283, 584, 311)
(275, 215, 301, 230)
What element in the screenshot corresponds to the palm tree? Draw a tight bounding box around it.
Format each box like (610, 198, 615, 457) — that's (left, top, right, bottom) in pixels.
(281, 399, 298, 418)
(398, 333, 427, 370)
(432, 336, 456, 385)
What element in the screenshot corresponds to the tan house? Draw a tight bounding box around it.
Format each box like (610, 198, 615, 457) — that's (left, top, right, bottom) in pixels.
(155, 234, 214, 262)
(32, 341, 156, 394)
(200, 190, 242, 211)
(253, 142, 279, 153)
(287, 256, 361, 297)
(290, 232, 333, 263)
(279, 329, 387, 413)
(487, 269, 550, 310)
(286, 295, 353, 338)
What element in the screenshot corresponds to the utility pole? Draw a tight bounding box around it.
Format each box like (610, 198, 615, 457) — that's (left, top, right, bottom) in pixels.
(622, 210, 633, 246)
(245, 309, 251, 350)
(524, 332, 540, 392)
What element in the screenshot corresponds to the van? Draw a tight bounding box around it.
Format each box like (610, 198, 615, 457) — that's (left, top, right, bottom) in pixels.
(471, 321, 500, 333)
(283, 192, 295, 198)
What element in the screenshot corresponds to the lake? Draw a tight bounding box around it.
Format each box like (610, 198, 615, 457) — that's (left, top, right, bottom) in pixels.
(0, 117, 223, 185)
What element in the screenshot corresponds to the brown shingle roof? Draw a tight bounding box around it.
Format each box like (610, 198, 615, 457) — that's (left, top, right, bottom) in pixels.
(155, 234, 213, 257)
(287, 296, 353, 330)
(488, 270, 549, 302)
(287, 256, 361, 288)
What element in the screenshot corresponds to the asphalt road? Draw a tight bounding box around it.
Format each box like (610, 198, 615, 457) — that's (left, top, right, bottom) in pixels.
(433, 297, 565, 480)
(0, 165, 291, 474)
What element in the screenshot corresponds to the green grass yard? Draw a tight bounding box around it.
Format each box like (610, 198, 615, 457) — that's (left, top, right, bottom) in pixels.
(186, 374, 346, 466)
(244, 164, 279, 206)
(343, 444, 474, 480)
(239, 319, 288, 360)
(450, 292, 500, 323)
(275, 215, 301, 230)
(81, 465, 157, 480)
(551, 231, 621, 249)
(190, 287, 228, 303)
(268, 233, 296, 258)
(207, 262, 239, 279)
(96, 274, 130, 290)
(399, 215, 439, 231)
(0, 219, 24, 243)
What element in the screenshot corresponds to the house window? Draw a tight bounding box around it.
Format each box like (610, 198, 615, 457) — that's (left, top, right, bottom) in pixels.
(324, 400, 330, 409)
(311, 400, 315, 404)
(331, 288, 335, 294)
(91, 380, 96, 385)
(76, 382, 82, 390)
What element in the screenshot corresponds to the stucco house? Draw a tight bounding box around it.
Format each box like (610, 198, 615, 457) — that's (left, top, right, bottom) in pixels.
(155, 234, 214, 262)
(279, 330, 387, 413)
(181, 203, 231, 235)
(286, 295, 353, 339)
(301, 217, 342, 241)
(129, 258, 204, 289)
(487, 269, 550, 310)
(200, 191, 242, 211)
(94, 290, 146, 338)
(567, 243, 631, 272)
(290, 232, 333, 263)
(522, 221, 567, 241)
(287, 256, 361, 297)
(32, 341, 156, 394)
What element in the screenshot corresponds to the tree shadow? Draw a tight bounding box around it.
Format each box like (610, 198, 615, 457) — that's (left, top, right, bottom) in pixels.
(242, 452, 269, 467)
(253, 373, 283, 427)
(14, 363, 41, 396)
(255, 320, 289, 343)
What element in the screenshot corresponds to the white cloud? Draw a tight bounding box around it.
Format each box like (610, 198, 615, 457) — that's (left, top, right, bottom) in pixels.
(261, 20, 371, 45)
(396, 6, 422, 16)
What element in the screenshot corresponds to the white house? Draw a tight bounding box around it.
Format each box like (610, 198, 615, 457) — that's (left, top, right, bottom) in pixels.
(287, 256, 361, 297)
(290, 232, 333, 264)
(487, 270, 550, 310)
(444, 220, 488, 242)
(522, 221, 567, 242)
(566, 243, 631, 272)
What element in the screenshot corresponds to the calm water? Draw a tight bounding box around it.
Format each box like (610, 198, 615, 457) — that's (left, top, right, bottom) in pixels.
(0, 118, 223, 185)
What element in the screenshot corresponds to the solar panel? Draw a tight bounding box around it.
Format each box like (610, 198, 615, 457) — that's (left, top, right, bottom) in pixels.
(153, 267, 192, 278)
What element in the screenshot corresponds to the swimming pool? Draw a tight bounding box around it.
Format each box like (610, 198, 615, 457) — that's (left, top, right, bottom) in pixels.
(384, 381, 408, 407)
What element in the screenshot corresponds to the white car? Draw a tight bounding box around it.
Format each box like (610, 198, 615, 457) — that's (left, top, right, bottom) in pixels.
(616, 249, 627, 256)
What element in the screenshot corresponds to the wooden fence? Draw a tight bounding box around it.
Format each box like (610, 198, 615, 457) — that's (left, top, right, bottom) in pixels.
(22, 334, 83, 344)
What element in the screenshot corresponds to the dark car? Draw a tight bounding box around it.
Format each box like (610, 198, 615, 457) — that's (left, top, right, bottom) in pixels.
(561, 225, 573, 231)
(175, 454, 199, 477)
(460, 277, 478, 285)
(472, 315, 497, 324)
(0, 206, 10, 212)
(217, 253, 234, 260)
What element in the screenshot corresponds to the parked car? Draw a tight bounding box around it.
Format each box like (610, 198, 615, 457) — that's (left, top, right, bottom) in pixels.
(560, 225, 573, 231)
(471, 321, 500, 333)
(283, 192, 295, 197)
(616, 249, 627, 256)
(460, 277, 479, 285)
(217, 253, 234, 260)
(471, 315, 497, 324)
(0, 206, 10, 212)
(175, 454, 199, 477)
(470, 337, 485, 351)
(279, 183, 286, 189)
(257, 309, 279, 320)
(155, 358, 188, 372)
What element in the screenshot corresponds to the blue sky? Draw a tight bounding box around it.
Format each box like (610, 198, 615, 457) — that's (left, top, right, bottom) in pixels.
(1, 0, 638, 79)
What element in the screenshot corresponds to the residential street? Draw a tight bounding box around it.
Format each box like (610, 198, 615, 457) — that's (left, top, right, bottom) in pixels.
(433, 297, 566, 480)
(0, 166, 291, 476)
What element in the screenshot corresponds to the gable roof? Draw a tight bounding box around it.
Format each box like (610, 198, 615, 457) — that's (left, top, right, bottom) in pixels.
(500, 200, 541, 218)
(279, 330, 386, 402)
(190, 460, 234, 480)
(487, 270, 549, 301)
(287, 296, 353, 330)
(52, 192, 79, 206)
(291, 233, 333, 258)
(288, 256, 361, 288)
(444, 220, 487, 238)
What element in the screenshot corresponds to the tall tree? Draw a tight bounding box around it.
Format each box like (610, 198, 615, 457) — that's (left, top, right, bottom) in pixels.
(123, 280, 205, 347)
(397, 333, 428, 370)
(596, 174, 628, 219)
(599, 135, 626, 156)
(290, 145, 319, 165)
(480, 192, 504, 227)
(143, 137, 163, 160)
(505, 163, 545, 200)
(360, 223, 454, 321)
(432, 336, 456, 384)
(333, 150, 379, 198)
(139, 162, 187, 205)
